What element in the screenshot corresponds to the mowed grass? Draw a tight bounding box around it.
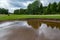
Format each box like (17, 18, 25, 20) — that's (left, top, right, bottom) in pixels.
(0, 15, 60, 21)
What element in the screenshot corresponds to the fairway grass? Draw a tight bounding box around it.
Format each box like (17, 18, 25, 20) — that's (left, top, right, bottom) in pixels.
(0, 15, 60, 21)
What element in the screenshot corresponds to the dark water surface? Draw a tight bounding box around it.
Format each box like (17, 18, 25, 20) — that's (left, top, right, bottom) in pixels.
(0, 21, 60, 40)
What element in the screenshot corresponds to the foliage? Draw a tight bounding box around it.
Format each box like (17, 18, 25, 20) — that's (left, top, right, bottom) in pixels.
(57, 2, 60, 13)
(14, 0, 60, 15)
(0, 8, 8, 14)
(0, 0, 60, 15)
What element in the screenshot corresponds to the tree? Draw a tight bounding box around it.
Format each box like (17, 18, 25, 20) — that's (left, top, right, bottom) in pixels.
(14, 9, 27, 15)
(32, 0, 40, 14)
(57, 2, 60, 13)
(50, 2, 57, 14)
(0, 8, 8, 14)
(39, 3, 43, 14)
(27, 4, 33, 15)
(20, 9, 26, 15)
(13, 1, 59, 15)
(27, 0, 41, 15)
(44, 3, 52, 14)
(35, 0, 41, 7)
(14, 9, 20, 14)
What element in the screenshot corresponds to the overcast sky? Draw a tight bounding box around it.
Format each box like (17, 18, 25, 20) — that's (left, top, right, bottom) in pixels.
(0, 0, 60, 13)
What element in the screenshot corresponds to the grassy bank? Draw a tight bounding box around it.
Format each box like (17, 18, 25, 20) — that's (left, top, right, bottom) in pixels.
(0, 15, 60, 21)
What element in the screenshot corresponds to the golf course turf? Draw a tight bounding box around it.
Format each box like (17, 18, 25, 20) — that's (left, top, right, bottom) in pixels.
(0, 15, 60, 21)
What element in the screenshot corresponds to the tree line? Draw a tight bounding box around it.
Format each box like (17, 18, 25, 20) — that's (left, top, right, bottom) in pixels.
(0, 8, 11, 16)
(0, 8, 8, 14)
(0, 0, 60, 15)
(14, 1, 60, 15)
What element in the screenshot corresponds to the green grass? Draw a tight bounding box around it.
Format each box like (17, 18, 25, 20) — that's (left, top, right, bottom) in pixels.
(0, 15, 60, 21)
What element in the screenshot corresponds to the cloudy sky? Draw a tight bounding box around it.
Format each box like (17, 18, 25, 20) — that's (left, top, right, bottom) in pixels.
(0, 0, 60, 13)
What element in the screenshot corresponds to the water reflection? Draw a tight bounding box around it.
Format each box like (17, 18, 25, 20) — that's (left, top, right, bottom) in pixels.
(39, 23, 60, 40)
(0, 21, 60, 40)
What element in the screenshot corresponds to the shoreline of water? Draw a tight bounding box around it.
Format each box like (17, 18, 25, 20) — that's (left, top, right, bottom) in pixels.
(0, 18, 60, 29)
(0, 18, 60, 22)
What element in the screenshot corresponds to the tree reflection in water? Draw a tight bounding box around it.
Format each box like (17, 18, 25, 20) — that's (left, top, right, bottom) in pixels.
(0, 21, 60, 40)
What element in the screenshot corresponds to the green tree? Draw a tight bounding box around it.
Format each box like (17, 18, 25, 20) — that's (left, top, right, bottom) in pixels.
(14, 9, 27, 15)
(0, 8, 8, 14)
(50, 2, 57, 14)
(44, 3, 52, 14)
(27, 0, 41, 15)
(20, 9, 26, 15)
(39, 3, 43, 14)
(57, 2, 60, 13)
(14, 9, 20, 14)
(27, 4, 34, 15)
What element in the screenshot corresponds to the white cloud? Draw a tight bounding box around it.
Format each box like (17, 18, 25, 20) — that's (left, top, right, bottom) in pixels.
(9, 1, 33, 13)
(0, 0, 10, 8)
(40, 0, 60, 6)
(23, 1, 33, 7)
(0, 0, 14, 13)
(8, 8, 20, 13)
(0, 0, 33, 13)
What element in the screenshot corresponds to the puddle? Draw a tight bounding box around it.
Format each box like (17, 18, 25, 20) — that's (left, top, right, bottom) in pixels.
(39, 23, 60, 40)
(0, 21, 60, 40)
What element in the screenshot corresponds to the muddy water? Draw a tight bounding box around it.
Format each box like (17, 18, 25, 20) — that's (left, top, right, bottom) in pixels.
(27, 19, 60, 29)
(0, 21, 60, 40)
